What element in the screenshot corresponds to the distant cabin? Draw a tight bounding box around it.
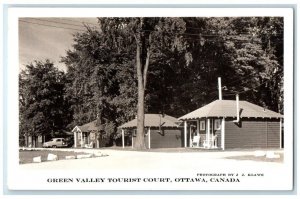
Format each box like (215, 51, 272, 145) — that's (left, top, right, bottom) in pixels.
(179, 99, 283, 149)
(72, 120, 103, 148)
(22, 135, 45, 148)
(119, 114, 183, 148)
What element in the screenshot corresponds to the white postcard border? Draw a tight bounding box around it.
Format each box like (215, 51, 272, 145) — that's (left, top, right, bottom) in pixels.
(5, 7, 294, 191)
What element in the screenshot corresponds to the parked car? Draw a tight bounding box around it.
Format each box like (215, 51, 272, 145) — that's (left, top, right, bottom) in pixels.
(42, 138, 67, 148)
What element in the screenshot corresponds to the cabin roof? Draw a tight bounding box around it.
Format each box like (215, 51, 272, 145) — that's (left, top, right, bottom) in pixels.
(72, 120, 104, 132)
(119, 114, 181, 129)
(179, 100, 283, 120)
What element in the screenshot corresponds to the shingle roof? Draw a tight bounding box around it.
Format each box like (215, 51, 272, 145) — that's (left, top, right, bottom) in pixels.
(75, 120, 104, 132)
(119, 114, 182, 129)
(179, 100, 283, 120)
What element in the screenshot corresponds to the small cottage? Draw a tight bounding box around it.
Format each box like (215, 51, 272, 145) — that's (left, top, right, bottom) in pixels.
(22, 135, 45, 148)
(179, 98, 283, 149)
(119, 114, 183, 148)
(72, 120, 103, 148)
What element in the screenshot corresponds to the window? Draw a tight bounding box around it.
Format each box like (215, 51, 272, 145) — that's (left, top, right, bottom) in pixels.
(214, 119, 221, 130)
(200, 121, 205, 130)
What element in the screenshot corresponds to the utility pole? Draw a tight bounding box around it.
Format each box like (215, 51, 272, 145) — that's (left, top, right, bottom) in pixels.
(218, 77, 222, 100)
(218, 77, 225, 150)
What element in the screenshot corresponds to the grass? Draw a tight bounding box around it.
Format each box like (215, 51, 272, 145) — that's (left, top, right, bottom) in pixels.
(19, 149, 89, 164)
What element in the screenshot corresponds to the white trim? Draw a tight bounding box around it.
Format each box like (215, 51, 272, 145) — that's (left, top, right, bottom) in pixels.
(71, 126, 82, 133)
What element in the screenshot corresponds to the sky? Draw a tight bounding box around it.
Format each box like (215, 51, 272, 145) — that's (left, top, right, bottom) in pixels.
(19, 18, 99, 72)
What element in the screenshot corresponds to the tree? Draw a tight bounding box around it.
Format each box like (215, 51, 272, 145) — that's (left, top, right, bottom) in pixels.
(215, 17, 283, 112)
(97, 17, 187, 149)
(61, 17, 283, 149)
(175, 17, 283, 113)
(256, 17, 283, 113)
(19, 60, 69, 144)
(62, 28, 124, 147)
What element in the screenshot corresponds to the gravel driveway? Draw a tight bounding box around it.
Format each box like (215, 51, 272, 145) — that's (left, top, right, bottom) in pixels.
(19, 148, 284, 170)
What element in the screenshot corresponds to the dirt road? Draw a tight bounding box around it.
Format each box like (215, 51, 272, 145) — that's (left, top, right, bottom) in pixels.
(19, 148, 284, 171)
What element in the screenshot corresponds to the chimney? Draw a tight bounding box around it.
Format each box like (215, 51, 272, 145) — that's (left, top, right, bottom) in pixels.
(236, 94, 240, 123)
(218, 77, 222, 100)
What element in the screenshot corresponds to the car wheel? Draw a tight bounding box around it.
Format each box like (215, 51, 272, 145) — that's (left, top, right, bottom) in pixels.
(52, 145, 57, 148)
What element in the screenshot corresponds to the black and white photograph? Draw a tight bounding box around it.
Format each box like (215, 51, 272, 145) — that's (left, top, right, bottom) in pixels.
(4, 6, 294, 193)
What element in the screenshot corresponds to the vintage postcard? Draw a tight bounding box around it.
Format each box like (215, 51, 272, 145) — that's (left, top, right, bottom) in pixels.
(5, 7, 294, 191)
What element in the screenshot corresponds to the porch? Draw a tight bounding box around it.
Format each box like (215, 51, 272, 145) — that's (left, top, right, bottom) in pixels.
(190, 134, 218, 148)
(72, 126, 99, 148)
(183, 118, 225, 150)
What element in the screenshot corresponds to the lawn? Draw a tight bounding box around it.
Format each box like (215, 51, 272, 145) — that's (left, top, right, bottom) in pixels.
(19, 149, 89, 164)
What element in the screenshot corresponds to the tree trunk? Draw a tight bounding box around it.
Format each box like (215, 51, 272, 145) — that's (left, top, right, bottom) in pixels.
(135, 82, 146, 149)
(134, 41, 146, 149)
(133, 23, 151, 150)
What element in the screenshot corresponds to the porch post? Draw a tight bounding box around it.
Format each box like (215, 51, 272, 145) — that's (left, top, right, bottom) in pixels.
(81, 131, 83, 147)
(96, 133, 100, 148)
(189, 125, 192, 147)
(121, 129, 125, 148)
(148, 127, 151, 149)
(279, 118, 282, 149)
(28, 136, 32, 147)
(184, 121, 187, 147)
(211, 119, 214, 146)
(24, 134, 28, 147)
(83, 133, 85, 146)
(197, 120, 200, 135)
(207, 118, 210, 148)
(131, 131, 134, 148)
(221, 117, 225, 150)
(74, 131, 77, 148)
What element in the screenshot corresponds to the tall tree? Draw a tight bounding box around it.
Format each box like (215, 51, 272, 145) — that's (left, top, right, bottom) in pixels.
(97, 17, 187, 149)
(127, 18, 154, 149)
(62, 28, 126, 146)
(19, 60, 69, 143)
